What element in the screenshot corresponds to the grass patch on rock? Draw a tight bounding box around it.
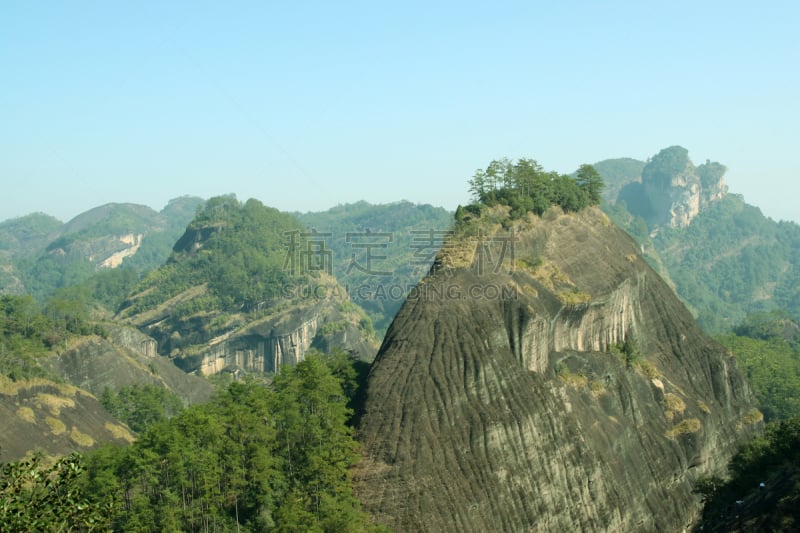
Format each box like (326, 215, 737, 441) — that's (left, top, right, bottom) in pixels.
(665, 418, 702, 438)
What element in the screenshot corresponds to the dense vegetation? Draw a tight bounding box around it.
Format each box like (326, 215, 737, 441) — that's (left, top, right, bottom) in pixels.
(469, 158, 603, 218)
(717, 311, 800, 421)
(100, 383, 185, 434)
(49, 267, 142, 315)
(653, 195, 800, 332)
(14, 251, 98, 302)
(0, 294, 103, 381)
(640, 145, 691, 188)
(695, 417, 800, 531)
(467, 158, 603, 218)
(124, 196, 308, 317)
(296, 201, 453, 333)
(0, 452, 112, 532)
(0, 352, 379, 532)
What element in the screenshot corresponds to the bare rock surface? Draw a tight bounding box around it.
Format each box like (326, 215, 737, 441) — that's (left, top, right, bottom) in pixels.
(355, 207, 756, 532)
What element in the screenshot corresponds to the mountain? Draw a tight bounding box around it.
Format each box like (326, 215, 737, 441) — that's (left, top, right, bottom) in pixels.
(599, 146, 800, 333)
(0, 213, 63, 294)
(117, 196, 379, 376)
(355, 205, 757, 532)
(0, 212, 63, 254)
(0, 335, 211, 463)
(44, 323, 213, 405)
(295, 200, 454, 333)
(0, 197, 204, 300)
(592, 157, 646, 204)
(615, 146, 727, 229)
(0, 295, 210, 462)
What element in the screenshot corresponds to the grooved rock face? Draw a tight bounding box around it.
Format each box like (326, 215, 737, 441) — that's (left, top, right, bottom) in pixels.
(354, 207, 756, 532)
(170, 297, 376, 375)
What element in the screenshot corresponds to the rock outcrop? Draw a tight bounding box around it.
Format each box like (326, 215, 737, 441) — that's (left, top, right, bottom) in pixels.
(45, 325, 212, 405)
(117, 197, 380, 375)
(169, 296, 376, 375)
(355, 206, 757, 532)
(98, 233, 143, 268)
(620, 146, 728, 229)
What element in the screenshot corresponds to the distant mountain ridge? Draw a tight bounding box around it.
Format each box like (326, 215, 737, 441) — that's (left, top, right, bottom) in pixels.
(598, 146, 800, 332)
(1, 198, 455, 335)
(2, 149, 796, 338)
(295, 200, 453, 333)
(0, 196, 204, 300)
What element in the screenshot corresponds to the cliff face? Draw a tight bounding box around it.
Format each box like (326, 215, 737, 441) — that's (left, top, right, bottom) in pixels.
(355, 207, 757, 532)
(116, 197, 380, 375)
(633, 146, 727, 229)
(170, 297, 375, 376)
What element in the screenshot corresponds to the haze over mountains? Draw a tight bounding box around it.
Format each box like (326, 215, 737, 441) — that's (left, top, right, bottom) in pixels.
(1, 145, 799, 530)
(4, 145, 797, 336)
(597, 146, 800, 334)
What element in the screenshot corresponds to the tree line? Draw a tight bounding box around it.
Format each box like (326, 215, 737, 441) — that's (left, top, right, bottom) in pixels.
(0, 294, 105, 381)
(466, 158, 603, 218)
(0, 350, 382, 532)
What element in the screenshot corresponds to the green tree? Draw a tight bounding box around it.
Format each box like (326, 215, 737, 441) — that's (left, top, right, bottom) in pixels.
(575, 164, 604, 205)
(79, 355, 377, 531)
(100, 384, 184, 434)
(271, 355, 365, 529)
(468, 169, 487, 202)
(466, 158, 598, 219)
(0, 452, 113, 532)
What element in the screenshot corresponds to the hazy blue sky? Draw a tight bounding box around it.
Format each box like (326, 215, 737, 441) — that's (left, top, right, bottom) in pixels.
(2, 1, 798, 223)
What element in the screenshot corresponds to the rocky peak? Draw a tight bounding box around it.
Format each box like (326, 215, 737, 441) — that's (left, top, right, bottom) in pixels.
(354, 206, 756, 532)
(640, 146, 728, 229)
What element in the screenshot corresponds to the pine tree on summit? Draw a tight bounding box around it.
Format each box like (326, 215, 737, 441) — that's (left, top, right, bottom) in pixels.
(466, 158, 604, 218)
(576, 164, 604, 205)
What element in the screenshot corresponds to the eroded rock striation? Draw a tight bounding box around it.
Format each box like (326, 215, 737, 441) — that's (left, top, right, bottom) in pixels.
(169, 297, 376, 375)
(355, 206, 757, 532)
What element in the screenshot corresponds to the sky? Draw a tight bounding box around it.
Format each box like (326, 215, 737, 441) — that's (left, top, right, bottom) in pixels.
(1, 1, 799, 223)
